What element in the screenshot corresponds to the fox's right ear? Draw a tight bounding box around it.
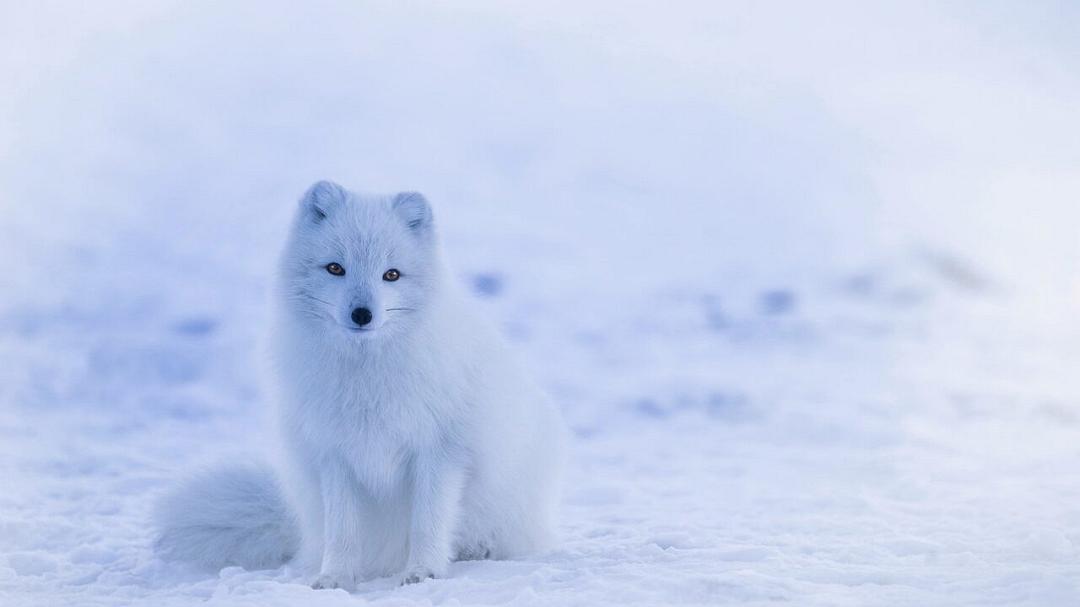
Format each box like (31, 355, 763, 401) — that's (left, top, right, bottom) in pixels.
(299, 180, 347, 222)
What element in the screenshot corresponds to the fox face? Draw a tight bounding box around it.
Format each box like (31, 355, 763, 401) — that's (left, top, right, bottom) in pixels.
(279, 181, 439, 340)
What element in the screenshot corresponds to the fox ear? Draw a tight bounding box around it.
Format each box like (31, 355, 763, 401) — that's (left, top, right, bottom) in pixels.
(392, 192, 433, 233)
(300, 180, 347, 222)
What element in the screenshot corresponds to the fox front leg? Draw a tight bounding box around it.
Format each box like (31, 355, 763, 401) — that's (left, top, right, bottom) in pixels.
(311, 459, 364, 591)
(401, 455, 466, 585)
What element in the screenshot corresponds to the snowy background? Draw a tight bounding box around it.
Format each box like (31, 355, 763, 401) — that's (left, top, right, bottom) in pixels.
(3, 1, 1080, 605)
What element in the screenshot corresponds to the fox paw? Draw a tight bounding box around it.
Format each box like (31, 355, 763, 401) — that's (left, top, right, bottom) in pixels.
(455, 543, 492, 561)
(311, 572, 355, 591)
(400, 566, 436, 586)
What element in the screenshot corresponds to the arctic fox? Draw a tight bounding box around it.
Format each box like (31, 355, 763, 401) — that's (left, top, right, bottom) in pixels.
(155, 181, 567, 589)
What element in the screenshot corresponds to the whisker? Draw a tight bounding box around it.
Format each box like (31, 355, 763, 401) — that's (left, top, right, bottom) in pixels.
(385, 308, 416, 312)
(292, 293, 335, 307)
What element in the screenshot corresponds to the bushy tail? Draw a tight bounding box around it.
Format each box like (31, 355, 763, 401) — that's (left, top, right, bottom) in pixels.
(154, 462, 300, 571)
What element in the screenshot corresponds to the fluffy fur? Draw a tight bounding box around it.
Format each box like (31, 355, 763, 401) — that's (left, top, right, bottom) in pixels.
(154, 181, 567, 589)
(154, 462, 300, 571)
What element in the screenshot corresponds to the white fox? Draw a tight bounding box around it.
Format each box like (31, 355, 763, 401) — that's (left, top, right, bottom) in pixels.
(154, 181, 567, 589)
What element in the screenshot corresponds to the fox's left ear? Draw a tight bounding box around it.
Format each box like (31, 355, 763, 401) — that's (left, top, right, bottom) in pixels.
(392, 192, 433, 234)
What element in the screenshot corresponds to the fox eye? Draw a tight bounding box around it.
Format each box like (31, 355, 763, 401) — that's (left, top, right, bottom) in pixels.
(382, 268, 401, 282)
(326, 263, 345, 276)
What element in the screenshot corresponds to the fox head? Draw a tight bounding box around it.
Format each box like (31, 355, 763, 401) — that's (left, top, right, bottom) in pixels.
(278, 180, 441, 341)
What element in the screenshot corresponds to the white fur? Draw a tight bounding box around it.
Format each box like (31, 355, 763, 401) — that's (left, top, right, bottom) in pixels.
(154, 181, 567, 589)
(153, 462, 299, 571)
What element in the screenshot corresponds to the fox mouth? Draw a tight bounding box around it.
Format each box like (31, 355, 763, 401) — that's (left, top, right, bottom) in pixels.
(336, 308, 415, 334)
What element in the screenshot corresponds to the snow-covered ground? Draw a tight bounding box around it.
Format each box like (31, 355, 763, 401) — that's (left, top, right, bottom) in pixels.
(3, 2, 1080, 605)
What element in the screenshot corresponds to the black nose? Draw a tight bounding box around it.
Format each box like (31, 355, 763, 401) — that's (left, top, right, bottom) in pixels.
(351, 307, 373, 326)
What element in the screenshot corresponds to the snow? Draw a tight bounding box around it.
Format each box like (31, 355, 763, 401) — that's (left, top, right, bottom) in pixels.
(3, 1, 1080, 605)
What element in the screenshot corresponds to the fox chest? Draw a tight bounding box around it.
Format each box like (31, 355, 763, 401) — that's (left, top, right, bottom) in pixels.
(308, 400, 443, 496)
(288, 368, 462, 493)
(339, 423, 415, 494)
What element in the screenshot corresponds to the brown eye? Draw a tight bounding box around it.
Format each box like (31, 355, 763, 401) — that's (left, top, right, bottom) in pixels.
(383, 268, 400, 282)
(326, 263, 345, 276)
